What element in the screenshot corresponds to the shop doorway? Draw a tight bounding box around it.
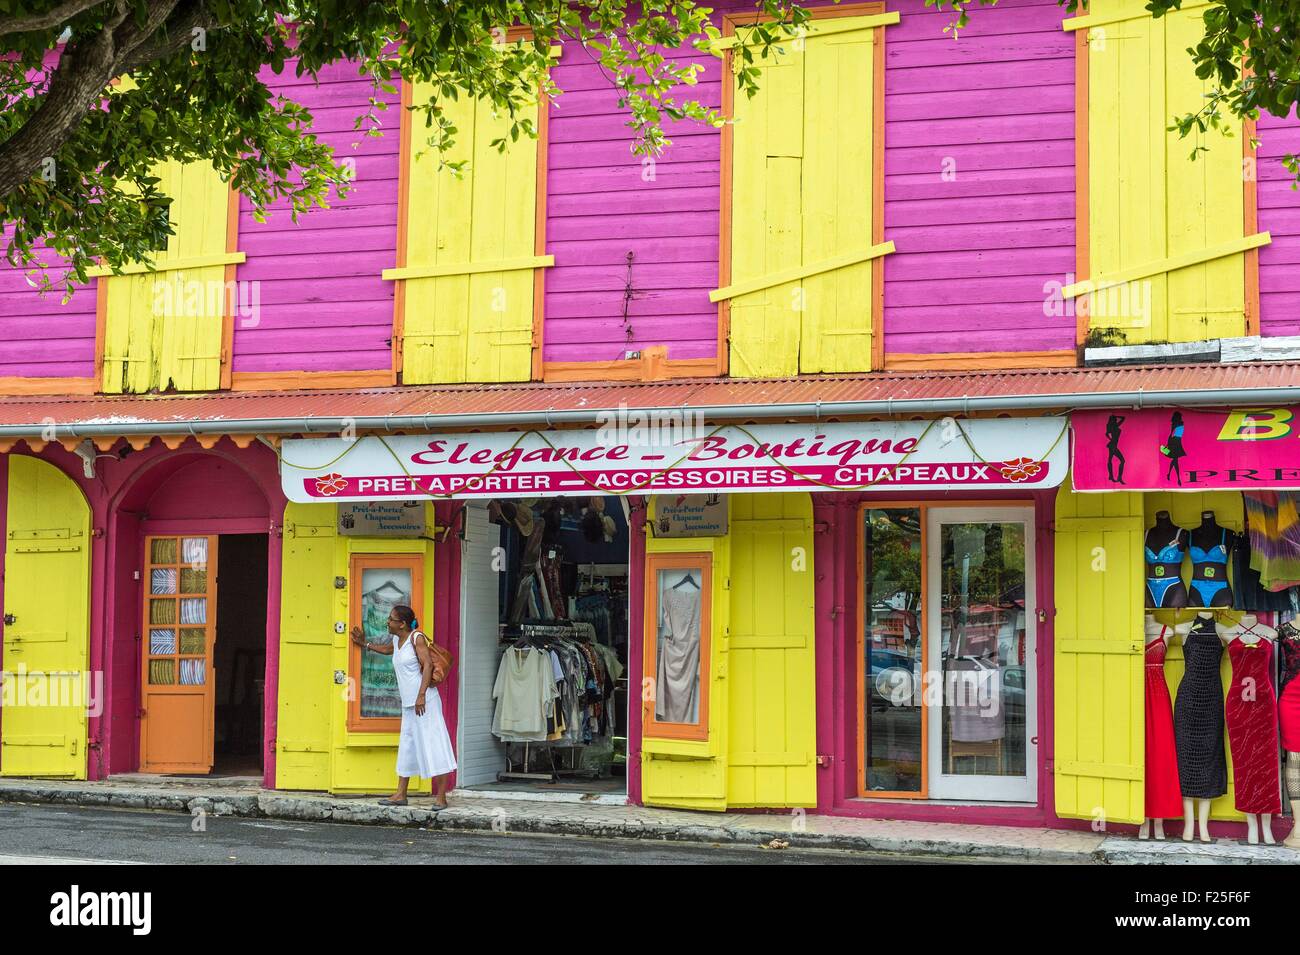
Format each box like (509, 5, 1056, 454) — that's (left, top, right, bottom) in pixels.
(861, 503, 1036, 803)
(213, 534, 268, 776)
(139, 532, 268, 776)
(925, 506, 1037, 802)
(456, 497, 630, 802)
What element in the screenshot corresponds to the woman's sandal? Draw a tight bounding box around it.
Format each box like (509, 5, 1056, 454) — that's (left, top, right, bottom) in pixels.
(377, 797, 408, 806)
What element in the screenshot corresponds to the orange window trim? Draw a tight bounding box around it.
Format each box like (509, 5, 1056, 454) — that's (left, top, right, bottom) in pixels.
(643, 551, 712, 743)
(883, 349, 1078, 372)
(542, 351, 717, 383)
(718, 1, 888, 378)
(0, 376, 97, 396)
(1074, 27, 1089, 348)
(1244, 112, 1260, 336)
(220, 181, 241, 390)
(230, 369, 395, 391)
(391, 78, 414, 381)
(347, 552, 424, 734)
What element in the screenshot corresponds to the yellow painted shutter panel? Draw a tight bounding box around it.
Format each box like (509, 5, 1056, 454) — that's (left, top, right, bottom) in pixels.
(401, 86, 539, 384)
(101, 158, 231, 393)
(275, 505, 337, 791)
(729, 20, 876, 378)
(1053, 484, 1145, 825)
(726, 494, 816, 808)
(1, 456, 90, 780)
(1086, 1, 1248, 343)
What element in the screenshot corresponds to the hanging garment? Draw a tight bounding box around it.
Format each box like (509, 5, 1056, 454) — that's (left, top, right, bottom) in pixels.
(1144, 631, 1183, 818)
(1278, 626, 1300, 753)
(1174, 622, 1228, 799)
(1243, 492, 1300, 592)
(655, 583, 702, 724)
(1145, 527, 1188, 609)
(1232, 531, 1294, 612)
(1225, 635, 1283, 814)
(491, 647, 558, 741)
(392, 632, 458, 779)
(1187, 529, 1233, 608)
(540, 552, 567, 620)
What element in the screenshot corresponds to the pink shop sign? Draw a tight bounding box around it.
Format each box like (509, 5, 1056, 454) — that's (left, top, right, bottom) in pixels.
(279, 418, 1069, 503)
(1072, 407, 1300, 492)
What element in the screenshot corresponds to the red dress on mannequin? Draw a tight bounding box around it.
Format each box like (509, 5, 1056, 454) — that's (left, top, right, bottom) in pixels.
(1225, 636, 1283, 814)
(1144, 631, 1183, 818)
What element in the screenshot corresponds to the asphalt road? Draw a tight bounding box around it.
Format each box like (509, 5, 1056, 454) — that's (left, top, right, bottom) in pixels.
(0, 803, 946, 865)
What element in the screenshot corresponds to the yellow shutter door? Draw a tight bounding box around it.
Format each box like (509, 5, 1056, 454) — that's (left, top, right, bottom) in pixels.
(641, 506, 732, 811)
(727, 18, 880, 378)
(100, 158, 233, 393)
(398, 86, 540, 384)
(1053, 484, 1145, 825)
(726, 494, 816, 807)
(275, 504, 337, 791)
(1, 456, 90, 780)
(1083, 1, 1257, 343)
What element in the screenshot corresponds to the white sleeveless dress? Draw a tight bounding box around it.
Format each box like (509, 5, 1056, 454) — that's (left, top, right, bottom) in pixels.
(392, 631, 457, 779)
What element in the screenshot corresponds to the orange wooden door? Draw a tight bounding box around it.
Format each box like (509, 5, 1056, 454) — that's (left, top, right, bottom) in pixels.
(140, 535, 218, 773)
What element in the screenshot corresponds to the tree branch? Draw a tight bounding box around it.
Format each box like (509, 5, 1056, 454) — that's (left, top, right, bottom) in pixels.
(0, 0, 195, 198)
(0, 0, 109, 38)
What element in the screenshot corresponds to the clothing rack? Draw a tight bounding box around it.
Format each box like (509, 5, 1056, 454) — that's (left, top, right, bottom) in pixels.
(497, 621, 604, 783)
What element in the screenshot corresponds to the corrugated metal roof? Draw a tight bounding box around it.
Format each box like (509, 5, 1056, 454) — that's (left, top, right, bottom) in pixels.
(0, 362, 1298, 435)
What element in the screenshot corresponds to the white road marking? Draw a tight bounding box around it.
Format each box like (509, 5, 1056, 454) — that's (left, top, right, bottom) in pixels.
(0, 853, 138, 865)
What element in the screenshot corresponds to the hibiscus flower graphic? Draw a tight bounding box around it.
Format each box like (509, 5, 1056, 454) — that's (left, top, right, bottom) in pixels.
(314, 472, 348, 496)
(998, 458, 1044, 483)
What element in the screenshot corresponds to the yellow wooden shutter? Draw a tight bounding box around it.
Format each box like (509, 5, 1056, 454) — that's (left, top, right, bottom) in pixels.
(2, 456, 90, 780)
(389, 83, 548, 384)
(717, 14, 895, 378)
(641, 502, 732, 811)
(1065, 1, 1268, 342)
(275, 504, 337, 791)
(95, 158, 240, 393)
(1052, 484, 1145, 825)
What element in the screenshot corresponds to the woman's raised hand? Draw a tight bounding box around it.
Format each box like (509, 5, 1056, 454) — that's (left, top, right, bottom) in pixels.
(350, 626, 365, 646)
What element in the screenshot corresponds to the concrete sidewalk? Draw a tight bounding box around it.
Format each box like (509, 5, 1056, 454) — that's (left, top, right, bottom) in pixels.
(1, 776, 1296, 864)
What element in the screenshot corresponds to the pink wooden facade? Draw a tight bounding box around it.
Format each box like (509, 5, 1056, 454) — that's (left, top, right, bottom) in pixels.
(3, 0, 1299, 381)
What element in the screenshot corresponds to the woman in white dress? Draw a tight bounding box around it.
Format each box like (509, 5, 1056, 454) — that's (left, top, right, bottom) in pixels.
(351, 604, 457, 807)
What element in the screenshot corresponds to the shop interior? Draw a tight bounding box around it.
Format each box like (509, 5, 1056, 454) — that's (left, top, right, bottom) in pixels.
(456, 496, 630, 799)
(212, 533, 268, 777)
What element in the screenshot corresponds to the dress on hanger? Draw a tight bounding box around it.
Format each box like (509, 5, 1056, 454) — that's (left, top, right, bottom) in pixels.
(1145, 529, 1188, 608)
(1225, 633, 1283, 814)
(1174, 619, 1227, 799)
(1278, 624, 1300, 753)
(1144, 630, 1183, 818)
(1188, 529, 1233, 608)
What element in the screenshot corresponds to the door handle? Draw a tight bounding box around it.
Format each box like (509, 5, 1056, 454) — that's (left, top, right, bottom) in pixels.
(3, 613, 14, 625)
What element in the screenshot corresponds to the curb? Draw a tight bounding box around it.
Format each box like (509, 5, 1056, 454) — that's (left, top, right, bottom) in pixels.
(0, 782, 1103, 862)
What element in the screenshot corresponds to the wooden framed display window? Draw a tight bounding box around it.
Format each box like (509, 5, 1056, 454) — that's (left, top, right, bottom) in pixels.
(643, 552, 712, 742)
(348, 553, 424, 733)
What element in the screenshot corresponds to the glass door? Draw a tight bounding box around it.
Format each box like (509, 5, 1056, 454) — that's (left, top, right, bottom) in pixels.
(925, 507, 1036, 802)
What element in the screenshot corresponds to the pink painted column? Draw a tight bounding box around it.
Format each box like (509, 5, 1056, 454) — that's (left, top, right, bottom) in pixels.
(626, 496, 647, 805)
(262, 515, 284, 789)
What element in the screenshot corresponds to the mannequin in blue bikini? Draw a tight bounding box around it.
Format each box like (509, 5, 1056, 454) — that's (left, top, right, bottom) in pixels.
(1187, 511, 1235, 609)
(1145, 511, 1189, 609)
